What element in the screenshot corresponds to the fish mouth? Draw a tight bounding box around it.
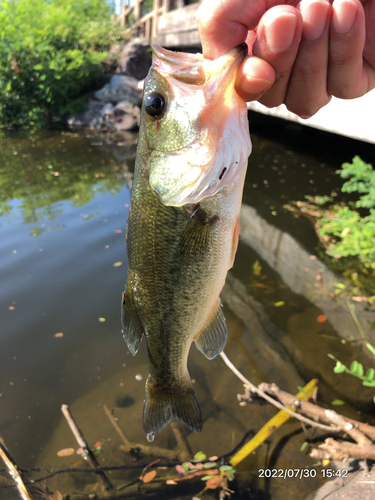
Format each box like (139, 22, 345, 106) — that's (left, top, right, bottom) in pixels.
(147, 44, 251, 207)
(151, 43, 248, 86)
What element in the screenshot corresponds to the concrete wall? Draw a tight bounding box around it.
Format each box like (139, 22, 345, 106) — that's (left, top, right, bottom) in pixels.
(248, 91, 375, 145)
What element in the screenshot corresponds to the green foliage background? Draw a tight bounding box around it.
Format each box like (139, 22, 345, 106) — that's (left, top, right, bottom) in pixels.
(0, 0, 121, 127)
(319, 156, 375, 266)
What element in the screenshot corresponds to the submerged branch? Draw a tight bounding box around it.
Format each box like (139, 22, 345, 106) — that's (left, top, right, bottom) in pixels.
(103, 404, 184, 461)
(220, 352, 375, 463)
(311, 438, 375, 461)
(258, 383, 375, 442)
(170, 422, 192, 460)
(103, 404, 131, 446)
(61, 404, 113, 491)
(219, 351, 341, 433)
(0, 441, 32, 500)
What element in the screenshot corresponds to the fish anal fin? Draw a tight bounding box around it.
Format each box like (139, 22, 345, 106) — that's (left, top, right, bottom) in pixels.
(195, 300, 227, 360)
(179, 204, 218, 259)
(121, 282, 143, 356)
(143, 375, 203, 437)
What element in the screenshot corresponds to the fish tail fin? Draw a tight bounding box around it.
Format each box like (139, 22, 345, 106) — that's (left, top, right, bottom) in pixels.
(143, 375, 203, 440)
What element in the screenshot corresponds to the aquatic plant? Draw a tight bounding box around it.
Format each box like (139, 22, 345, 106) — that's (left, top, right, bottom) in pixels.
(285, 156, 375, 297)
(317, 156, 375, 265)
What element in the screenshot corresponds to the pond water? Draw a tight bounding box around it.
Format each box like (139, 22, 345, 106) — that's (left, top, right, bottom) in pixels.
(0, 116, 374, 500)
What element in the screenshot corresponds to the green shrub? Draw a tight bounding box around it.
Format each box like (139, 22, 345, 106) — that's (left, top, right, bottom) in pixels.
(319, 157, 375, 266)
(0, 0, 122, 127)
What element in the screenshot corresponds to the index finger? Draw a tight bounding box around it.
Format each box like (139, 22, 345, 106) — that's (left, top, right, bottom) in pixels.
(197, 0, 284, 58)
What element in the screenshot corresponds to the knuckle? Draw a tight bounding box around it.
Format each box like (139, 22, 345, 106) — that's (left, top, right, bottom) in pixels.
(257, 94, 284, 109)
(286, 96, 331, 119)
(327, 83, 357, 99)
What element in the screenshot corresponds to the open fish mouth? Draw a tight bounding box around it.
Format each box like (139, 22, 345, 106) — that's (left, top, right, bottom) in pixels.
(142, 43, 252, 207)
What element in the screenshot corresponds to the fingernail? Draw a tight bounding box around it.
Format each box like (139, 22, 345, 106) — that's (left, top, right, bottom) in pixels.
(300, 0, 330, 40)
(332, 0, 358, 34)
(265, 13, 298, 53)
(239, 57, 274, 96)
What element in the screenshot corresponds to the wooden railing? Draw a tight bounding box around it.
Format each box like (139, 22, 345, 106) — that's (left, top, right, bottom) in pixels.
(118, 0, 201, 48)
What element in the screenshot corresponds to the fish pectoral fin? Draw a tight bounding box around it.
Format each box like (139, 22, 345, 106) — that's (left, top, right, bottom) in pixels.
(178, 205, 218, 259)
(121, 283, 143, 356)
(143, 376, 203, 438)
(194, 300, 228, 360)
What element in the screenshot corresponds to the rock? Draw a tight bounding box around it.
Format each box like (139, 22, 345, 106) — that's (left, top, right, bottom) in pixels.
(105, 43, 122, 72)
(309, 466, 375, 500)
(67, 101, 113, 129)
(117, 38, 152, 80)
(104, 101, 140, 131)
(95, 75, 142, 106)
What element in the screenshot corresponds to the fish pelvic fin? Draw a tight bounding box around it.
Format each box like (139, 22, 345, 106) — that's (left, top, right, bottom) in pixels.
(143, 376, 203, 438)
(195, 300, 228, 360)
(121, 280, 143, 356)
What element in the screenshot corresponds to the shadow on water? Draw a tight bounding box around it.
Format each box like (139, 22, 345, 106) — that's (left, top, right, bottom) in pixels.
(0, 116, 374, 499)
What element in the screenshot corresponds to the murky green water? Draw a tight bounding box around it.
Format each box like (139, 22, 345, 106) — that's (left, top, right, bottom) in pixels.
(0, 118, 374, 500)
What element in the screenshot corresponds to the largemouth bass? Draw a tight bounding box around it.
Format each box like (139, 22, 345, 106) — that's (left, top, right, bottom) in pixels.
(122, 44, 251, 441)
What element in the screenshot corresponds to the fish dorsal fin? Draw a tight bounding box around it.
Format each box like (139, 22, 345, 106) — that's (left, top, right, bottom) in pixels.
(194, 300, 228, 360)
(178, 205, 218, 259)
(121, 283, 143, 356)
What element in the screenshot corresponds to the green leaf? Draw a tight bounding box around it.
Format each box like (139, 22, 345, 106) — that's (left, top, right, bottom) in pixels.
(203, 462, 217, 469)
(274, 301, 285, 307)
(181, 462, 189, 472)
(33, 64, 43, 70)
(333, 362, 346, 374)
(297, 386, 308, 395)
(219, 465, 235, 472)
(362, 380, 375, 387)
(349, 360, 359, 375)
(300, 441, 309, 452)
(366, 343, 375, 357)
(331, 399, 345, 406)
(193, 451, 206, 461)
(365, 368, 375, 381)
(201, 475, 214, 481)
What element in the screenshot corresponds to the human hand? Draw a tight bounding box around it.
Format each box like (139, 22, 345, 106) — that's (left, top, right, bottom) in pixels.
(197, 0, 375, 118)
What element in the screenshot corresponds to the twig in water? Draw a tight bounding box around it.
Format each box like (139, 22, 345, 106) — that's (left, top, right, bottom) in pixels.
(230, 380, 318, 467)
(311, 438, 375, 461)
(346, 298, 367, 341)
(103, 404, 131, 446)
(258, 383, 375, 441)
(0, 441, 32, 500)
(102, 404, 182, 461)
(139, 459, 160, 481)
(61, 404, 113, 491)
(170, 422, 192, 460)
(324, 410, 372, 446)
(219, 351, 341, 433)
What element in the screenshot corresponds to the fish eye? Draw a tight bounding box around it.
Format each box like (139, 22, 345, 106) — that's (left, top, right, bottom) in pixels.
(144, 92, 166, 117)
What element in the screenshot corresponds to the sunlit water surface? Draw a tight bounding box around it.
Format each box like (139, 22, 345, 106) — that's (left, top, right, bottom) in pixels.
(0, 118, 374, 500)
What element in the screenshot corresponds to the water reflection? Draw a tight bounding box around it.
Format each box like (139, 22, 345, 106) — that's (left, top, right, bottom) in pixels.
(0, 130, 136, 230)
